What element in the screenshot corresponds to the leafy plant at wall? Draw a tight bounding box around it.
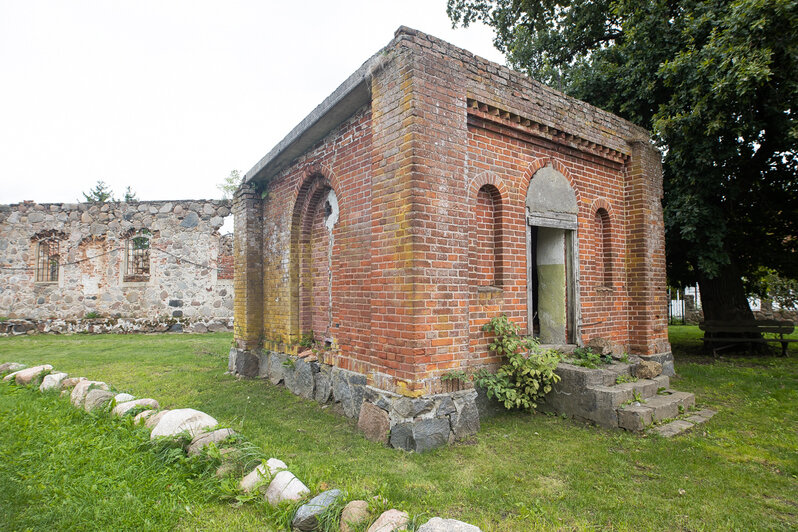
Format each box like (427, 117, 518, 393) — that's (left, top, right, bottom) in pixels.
(569, 347, 612, 369)
(475, 315, 561, 411)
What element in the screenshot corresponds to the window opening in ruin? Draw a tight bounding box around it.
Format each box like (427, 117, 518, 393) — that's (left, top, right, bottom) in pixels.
(125, 230, 150, 282)
(36, 239, 59, 283)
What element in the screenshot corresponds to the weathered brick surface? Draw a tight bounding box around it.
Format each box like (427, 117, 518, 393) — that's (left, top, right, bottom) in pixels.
(0, 199, 232, 323)
(235, 27, 671, 394)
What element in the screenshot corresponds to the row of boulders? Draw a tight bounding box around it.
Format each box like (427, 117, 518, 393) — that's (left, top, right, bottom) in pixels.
(1, 361, 482, 532)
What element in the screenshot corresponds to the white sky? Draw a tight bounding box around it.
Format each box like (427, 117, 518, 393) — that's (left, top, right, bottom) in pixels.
(0, 0, 505, 205)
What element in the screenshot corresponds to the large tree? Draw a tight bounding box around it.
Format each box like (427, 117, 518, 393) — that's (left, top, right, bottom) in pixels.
(448, 0, 798, 322)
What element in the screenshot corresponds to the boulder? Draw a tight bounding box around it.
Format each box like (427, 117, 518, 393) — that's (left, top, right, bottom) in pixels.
(187, 428, 236, 456)
(39, 372, 68, 392)
(114, 393, 135, 403)
(134, 409, 157, 425)
(340, 500, 370, 532)
(292, 489, 343, 531)
(634, 360, 663, 380)
(358, 402, 390, 444)
(71, 380, 109, 407)
(367, 509, 409, 532)
(84, 389, 116, 412)
(264, 470, 309, 505)
(0, 362, 25, 375)
(144, 410, 171, 428)
(418, 517, 482, 532)
(61, 377, 86, 390)
(6, 364, 53, 385)
(150, 408, 218, 439)
(112, 398, 160, 417)
(240, 458, 288, 492)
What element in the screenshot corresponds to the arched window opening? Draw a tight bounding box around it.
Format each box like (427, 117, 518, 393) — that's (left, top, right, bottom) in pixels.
(470, 184, 502, 287)
(595, 208, 612, 287)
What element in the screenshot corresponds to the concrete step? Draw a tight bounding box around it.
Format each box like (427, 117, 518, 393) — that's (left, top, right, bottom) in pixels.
(652, 409, 717, 437)
(616, 389, 697, 431)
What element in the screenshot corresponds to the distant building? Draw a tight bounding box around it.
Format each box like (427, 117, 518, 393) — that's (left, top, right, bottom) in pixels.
(0, 199, 233, 333)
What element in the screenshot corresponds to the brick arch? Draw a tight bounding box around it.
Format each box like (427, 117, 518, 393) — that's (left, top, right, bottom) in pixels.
(289, 164, 339, 343)
(522, 157, 582, 205)
(467, 172, 508, 206)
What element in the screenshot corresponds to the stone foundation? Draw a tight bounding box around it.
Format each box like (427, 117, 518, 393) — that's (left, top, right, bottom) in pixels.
(228, 348, 480, 452)
(0, 317, 233, 336)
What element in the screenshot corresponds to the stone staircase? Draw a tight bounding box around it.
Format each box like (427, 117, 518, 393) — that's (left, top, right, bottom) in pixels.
(542, 359, 715, 436)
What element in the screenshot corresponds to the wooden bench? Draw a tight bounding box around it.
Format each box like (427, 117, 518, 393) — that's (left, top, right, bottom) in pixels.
(699, 320, 798, 356)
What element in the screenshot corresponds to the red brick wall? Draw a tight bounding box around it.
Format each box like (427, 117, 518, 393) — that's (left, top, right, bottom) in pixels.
(238, 27, 670, 393)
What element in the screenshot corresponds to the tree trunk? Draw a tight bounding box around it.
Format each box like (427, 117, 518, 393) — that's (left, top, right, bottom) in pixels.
(698, 259, 764, 353)
(698, 260, 754, 322)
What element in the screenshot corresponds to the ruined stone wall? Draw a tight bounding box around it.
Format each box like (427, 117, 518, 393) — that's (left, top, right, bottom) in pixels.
(0, 200, 233, 325)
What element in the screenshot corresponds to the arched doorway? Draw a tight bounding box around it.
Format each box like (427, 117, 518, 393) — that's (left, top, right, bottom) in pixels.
(525, 165, 580, 344)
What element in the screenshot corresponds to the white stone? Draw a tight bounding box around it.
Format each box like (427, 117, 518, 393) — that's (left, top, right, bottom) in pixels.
(114, 393, 135, 403)
(39, 372, 68, 392)
(5, 364, 53, 385)
(187, 428, 236, 456)
(240, 458, 288, 492)
(70, 380, 109, 407)
(134, 409, 157, 425)
(112, 398, 160, 417)
(367, 509, 409, 532)
(149, 408, 218, 439)
(418, 517, 482, 532)
(263, 470, 309, 505)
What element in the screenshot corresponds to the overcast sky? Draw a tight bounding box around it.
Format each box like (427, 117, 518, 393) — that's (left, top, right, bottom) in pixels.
(0, 0, 505, 205)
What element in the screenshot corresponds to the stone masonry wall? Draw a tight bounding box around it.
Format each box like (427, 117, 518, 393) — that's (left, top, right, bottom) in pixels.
(0, 200, 233, 325)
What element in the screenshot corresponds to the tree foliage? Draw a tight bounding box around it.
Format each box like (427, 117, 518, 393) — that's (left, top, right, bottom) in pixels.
(218, 169, 243, 200)
(82, 180, 115, 203)
(82, 181, 139, 203)
(448, 0, 798, 319)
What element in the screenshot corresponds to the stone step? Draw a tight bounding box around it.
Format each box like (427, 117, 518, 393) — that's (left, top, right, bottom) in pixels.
(616, 389, 697, 431)
(651, 409, 717, 437)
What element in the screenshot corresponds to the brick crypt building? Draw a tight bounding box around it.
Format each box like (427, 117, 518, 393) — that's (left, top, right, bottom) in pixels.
(229, 27, 672, 450)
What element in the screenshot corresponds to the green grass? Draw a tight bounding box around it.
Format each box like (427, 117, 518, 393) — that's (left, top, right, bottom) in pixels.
(1, 330, 797, 531)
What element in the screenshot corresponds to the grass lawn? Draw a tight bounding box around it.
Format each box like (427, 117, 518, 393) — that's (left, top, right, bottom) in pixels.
(1, 329, 796, 531)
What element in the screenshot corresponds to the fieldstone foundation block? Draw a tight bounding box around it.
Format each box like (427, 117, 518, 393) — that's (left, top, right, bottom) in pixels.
(358, 402, 390, 444)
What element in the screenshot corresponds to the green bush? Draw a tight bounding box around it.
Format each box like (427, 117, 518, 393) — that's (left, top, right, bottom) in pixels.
(475, 315, 561, 411)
